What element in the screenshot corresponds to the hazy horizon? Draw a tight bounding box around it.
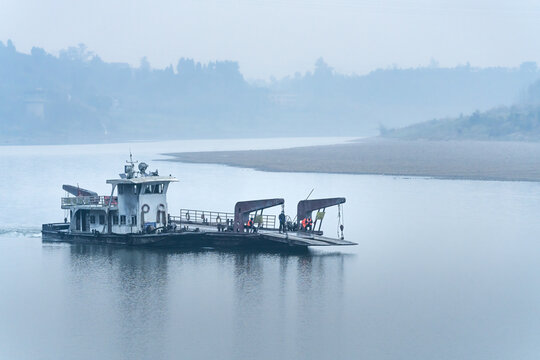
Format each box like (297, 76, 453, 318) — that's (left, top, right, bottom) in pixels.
(3, 0, 540, 79)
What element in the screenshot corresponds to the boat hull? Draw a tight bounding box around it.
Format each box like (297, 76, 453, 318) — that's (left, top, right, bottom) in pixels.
(41, 223, 356, 249)
(42, 225, 300, 250)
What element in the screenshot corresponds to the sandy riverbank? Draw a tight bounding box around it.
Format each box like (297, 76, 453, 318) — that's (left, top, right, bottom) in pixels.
(163, 138, 540, 182)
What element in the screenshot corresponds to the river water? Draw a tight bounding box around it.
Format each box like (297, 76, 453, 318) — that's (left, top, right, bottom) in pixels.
(1, 138, 540, 360)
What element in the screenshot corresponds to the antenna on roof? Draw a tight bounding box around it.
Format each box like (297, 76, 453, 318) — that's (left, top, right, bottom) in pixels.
(126, 150, 138, 166)
(124, 151, 138, 179)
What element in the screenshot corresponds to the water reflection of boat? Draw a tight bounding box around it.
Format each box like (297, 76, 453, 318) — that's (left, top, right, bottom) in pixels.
(42, 155, 356, 250)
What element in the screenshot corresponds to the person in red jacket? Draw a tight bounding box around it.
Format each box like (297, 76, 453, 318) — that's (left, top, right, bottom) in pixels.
(308, 217, 313, 231)
(246, 218, 254, 232)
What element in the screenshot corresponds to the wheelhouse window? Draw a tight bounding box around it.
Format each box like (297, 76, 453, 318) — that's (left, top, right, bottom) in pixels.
(89, 215, 96, 224)
(99, 215, 105, 225)
(118, 184, 139, 195)
(143, 183, 164, 194)
(120, 215, 126, 225)
(113, 216, 119, 225)
(131, 216, 137, 225)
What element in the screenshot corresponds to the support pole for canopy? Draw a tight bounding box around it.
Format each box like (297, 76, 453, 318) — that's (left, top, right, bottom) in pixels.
(101, 184, 116, 234)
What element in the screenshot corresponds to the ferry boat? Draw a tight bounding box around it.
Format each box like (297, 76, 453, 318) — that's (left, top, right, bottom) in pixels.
(42, 155, 356, 250)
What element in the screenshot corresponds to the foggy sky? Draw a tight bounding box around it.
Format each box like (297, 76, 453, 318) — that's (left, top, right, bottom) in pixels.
(2, 0, 540, 79)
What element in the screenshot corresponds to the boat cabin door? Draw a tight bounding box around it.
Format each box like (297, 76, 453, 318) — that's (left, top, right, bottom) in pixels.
(75, 211, 80, 231)
(81, 210, 88, 232)
(75, 210, 88, 232)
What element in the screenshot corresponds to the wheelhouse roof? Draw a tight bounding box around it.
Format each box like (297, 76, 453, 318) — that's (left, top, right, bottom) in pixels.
(106, 176, 178, 185)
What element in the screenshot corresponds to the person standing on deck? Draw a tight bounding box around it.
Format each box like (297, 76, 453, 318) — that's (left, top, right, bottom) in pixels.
(279, 211, 286, 233)
(247, 217, 254, 232)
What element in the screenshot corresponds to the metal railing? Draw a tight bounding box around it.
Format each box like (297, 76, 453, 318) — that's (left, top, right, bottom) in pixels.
(171, 209, 234, 226)
(61, 196, 118, 208)
(171, 209, 277, 229)
(251, 213, 276, 229)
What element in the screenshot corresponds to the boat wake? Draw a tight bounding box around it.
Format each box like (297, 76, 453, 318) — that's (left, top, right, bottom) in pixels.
(0, 227, 42, 238)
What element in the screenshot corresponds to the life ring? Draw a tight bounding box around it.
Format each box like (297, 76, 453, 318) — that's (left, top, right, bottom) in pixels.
(141, 204, 150, 213)
(185, 212, 190, 221)
(216, 216, 221, 223)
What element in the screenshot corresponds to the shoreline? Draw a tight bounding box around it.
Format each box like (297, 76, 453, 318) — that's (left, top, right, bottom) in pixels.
(162, 138, 540, 182)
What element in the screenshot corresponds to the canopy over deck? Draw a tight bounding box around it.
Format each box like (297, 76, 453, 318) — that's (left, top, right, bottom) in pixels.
(62, 184, 98, 197)
(297, 197, 346, 222)
(234, 198, 284, 232)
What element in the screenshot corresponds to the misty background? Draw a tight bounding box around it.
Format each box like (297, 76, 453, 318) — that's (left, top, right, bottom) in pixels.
(1, 40, 540, 144)
(3, 0, 540, 144)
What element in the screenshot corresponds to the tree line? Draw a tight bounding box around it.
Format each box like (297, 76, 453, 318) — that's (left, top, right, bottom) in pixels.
(0, 40, 538, 144)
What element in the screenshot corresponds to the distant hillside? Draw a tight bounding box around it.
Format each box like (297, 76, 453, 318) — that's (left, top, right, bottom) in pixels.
(269, 59, 540, 132)
(1, 40, 539, 144)
(382, 80, 540, 141)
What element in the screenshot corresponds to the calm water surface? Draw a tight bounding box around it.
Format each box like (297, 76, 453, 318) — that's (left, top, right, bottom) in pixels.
(1, 138, 540, 360)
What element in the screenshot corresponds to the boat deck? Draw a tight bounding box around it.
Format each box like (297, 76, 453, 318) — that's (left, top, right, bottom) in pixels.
(260, 231, 356, 246)
(172, 221, 356, 247)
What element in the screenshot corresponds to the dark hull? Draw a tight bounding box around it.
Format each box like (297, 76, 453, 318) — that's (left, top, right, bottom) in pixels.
(42, 223, 356, 250)
(42, 229, 302, 250)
